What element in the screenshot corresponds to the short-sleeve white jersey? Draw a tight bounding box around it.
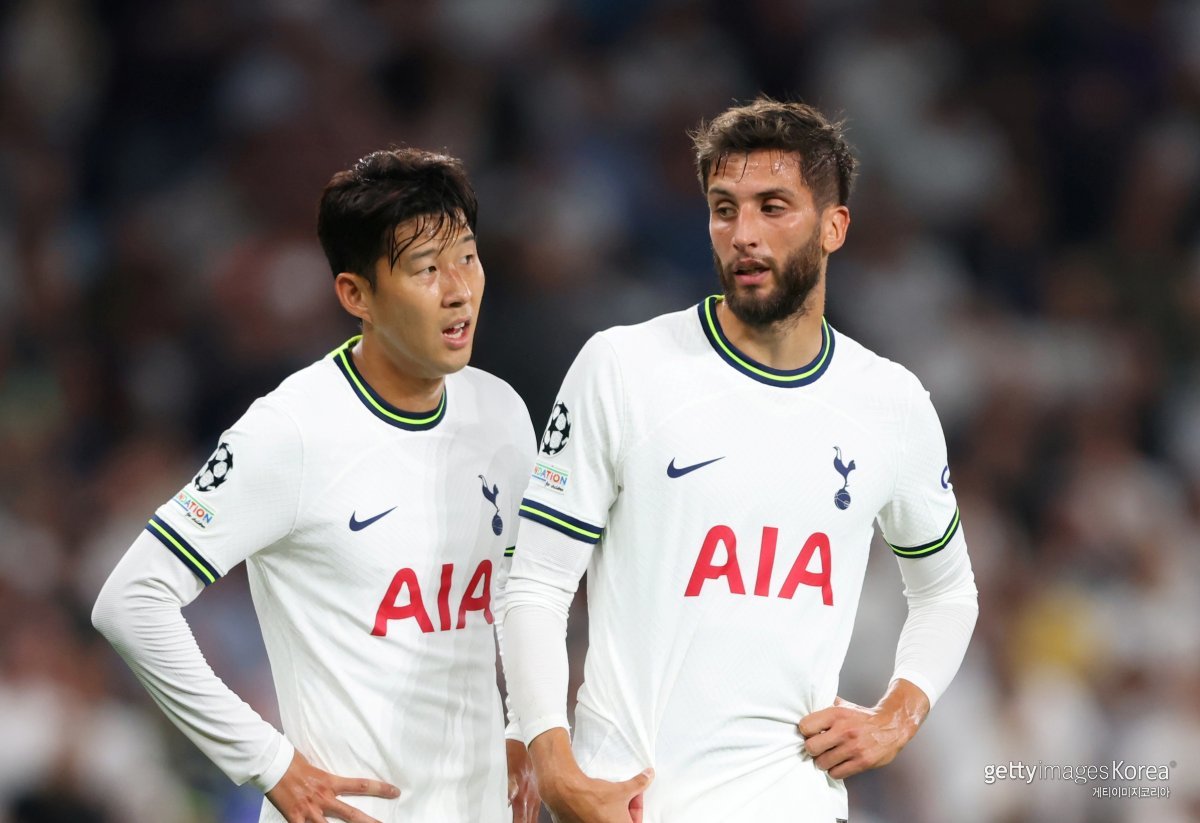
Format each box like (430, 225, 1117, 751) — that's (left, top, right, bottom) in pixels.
(147, 336, 535, 823)
(518, 296, 963, 822)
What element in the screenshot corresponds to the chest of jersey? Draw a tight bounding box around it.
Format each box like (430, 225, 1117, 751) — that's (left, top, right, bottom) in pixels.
(261, 421, 522, 638)
(610, 382, 897, 610)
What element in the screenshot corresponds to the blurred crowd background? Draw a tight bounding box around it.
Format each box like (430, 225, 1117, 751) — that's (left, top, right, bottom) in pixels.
(2, 0, 1199, 821)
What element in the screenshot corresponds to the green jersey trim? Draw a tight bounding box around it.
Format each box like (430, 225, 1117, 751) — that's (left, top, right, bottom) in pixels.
(331, 336, 447, 431)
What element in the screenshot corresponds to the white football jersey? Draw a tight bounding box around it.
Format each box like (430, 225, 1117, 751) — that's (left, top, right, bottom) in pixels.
(519, 296, 962, 822)
(147, 336, 535, 823)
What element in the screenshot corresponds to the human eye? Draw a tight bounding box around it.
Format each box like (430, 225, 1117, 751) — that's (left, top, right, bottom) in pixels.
(711, 203, 736, 219)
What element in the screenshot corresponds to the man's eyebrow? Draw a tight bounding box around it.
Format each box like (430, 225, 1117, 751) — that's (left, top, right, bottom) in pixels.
(404, 233, 477, 264)
(706, 186, 796, 200)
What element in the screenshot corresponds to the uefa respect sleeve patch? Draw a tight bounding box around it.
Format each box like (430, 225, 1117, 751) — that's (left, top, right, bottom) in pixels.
(530, 461, 569, 494)
(172, 488, 218, 529)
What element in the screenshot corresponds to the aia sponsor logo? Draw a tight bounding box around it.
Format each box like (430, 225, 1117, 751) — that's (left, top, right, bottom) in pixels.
(371, 560, 494, 636)
(685, 525, 833, 606)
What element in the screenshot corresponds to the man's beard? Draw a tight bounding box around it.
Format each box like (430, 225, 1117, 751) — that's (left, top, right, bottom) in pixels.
(717, 229, 823, 328)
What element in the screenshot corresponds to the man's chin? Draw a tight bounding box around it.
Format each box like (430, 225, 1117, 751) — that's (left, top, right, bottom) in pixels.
(439, 346, 473, 375)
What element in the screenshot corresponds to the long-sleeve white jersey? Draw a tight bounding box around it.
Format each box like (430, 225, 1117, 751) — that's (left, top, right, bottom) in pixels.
(504, 296, 977, 822)
(93, 336, 535, 823)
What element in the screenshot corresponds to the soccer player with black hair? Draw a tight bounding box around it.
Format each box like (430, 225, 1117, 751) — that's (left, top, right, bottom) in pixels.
(94, 148, 540, 823)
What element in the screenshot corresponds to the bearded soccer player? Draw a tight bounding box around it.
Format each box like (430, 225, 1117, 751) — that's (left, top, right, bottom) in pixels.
(502, 98, 979, 822)
(93, 149, 540, 823)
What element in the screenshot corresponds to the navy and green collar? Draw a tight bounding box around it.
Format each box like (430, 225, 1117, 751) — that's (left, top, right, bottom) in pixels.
(330, 336, 447, 431)
(698, 295, 835, 388)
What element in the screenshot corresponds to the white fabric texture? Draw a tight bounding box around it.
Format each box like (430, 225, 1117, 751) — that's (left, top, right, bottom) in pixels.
(501, 521, 593, 744)
(892, 529, 978, 706)
(505, 297, 978, 823)
(94, 344, 535, 823)
(92, 531, 295, 792)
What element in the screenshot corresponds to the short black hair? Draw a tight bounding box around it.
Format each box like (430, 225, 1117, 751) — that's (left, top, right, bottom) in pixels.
(691, 96, 856, 208)
(317, 148, 478, 288)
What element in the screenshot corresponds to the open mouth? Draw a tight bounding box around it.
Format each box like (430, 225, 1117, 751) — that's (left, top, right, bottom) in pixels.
(443, 319, 471, 345)
(732, 260, 771, 283)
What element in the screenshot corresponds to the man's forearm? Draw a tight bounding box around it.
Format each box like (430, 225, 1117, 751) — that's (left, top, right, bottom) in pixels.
(502, 601, 573, 742)
(891, 532, 978, 707)
(501, 520, 592, 744)
(92, 533, 292, 791)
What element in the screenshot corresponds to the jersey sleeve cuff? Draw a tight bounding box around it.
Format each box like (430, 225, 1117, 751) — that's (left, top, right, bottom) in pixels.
(521, 714, 572, 747)
(518, 499, 604, 545)
(886, 507, 961, 558)
(249, 735, 295, 793)
(890, 672, 940, 710)
(145, 515, 223, 585)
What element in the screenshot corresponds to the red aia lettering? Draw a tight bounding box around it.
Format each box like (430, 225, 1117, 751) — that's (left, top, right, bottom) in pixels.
(372, 560, 494, 636)
(685, 526, 833, 606)
(371, 568, 434, 635)
(684, 525, 745, 596)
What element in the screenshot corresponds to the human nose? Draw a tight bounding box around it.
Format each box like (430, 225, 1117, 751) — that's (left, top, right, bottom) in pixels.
(730, 211, 761, 253)
(441, 263, 472, 306)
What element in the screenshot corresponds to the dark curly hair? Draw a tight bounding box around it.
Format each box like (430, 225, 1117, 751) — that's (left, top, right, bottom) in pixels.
(691, 96, 857, 209)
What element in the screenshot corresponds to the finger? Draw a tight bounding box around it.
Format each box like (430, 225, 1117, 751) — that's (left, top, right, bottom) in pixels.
(332, 777, 401, 799)
(804, 726, 844, 757)
(798, 707, 839, 738)
(326, 798, 382, 823)
(619, 767, 654, 797)
(629, 790, 645, 823)
(516, 791, 540, 823)
(814, 744, 854, 774)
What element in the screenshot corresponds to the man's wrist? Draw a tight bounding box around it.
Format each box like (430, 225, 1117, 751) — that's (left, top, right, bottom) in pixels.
(527, 728, 583, 804)
(874, 678, 930, 743)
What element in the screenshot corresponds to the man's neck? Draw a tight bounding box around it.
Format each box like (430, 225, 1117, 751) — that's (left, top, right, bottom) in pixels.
(351, 334, 444, 411)
(716, 284, 826, 370)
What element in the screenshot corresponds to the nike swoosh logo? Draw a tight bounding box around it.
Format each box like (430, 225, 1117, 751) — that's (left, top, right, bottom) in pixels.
(349, 506, 397, 531)
(667, 456, 724, 478)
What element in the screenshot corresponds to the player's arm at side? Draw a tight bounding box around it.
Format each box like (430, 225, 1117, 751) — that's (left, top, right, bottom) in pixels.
(801, 382, 978, 779)
(91, 402, 398, 823)
(492, 390, 542, 822)
(503, 522, 653, 823)
(502, 335, 653, 821)
(799, 535, 976, 778)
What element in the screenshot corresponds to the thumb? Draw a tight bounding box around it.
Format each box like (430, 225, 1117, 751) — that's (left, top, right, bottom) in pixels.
(621, 767, 655, 796)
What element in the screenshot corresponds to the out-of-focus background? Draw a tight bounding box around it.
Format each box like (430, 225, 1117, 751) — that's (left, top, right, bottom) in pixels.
(2, 1, 1198, 821)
